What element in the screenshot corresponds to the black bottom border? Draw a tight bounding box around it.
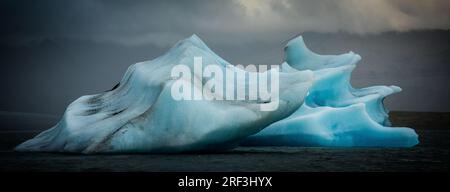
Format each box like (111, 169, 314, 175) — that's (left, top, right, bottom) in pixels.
(2, 172, 448, 190)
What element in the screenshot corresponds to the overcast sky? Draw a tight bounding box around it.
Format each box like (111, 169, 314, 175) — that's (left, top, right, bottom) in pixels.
(0, 0, 449, 114)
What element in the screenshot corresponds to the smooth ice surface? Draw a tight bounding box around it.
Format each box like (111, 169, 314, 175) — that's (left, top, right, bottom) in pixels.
(15, 35, 313, 153)
(242, 36, 419, 147)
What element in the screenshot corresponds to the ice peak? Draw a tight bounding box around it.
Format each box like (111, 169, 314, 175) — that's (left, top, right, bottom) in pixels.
(175, 34, 209, 50)
(188, 34, 202, 42)
(285, 35, 314, 56)
(160, 34, 229, 66)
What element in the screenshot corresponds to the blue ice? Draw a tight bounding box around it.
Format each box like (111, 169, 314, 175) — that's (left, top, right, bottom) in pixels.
(241, 36, 418, 147)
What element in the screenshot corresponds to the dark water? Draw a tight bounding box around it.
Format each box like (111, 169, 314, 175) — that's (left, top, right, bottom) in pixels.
(0, 111, 449, 172)
(0, 130, 449, 172)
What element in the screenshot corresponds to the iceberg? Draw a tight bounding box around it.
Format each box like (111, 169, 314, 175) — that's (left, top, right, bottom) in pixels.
(16, 34, 418, 154)
(15, 35, 313, 153)
(241, 36, 419, 147)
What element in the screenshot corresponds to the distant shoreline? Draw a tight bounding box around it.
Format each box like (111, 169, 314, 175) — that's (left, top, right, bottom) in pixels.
(0, 110, 448, 132)
(389, 111, 450, 130)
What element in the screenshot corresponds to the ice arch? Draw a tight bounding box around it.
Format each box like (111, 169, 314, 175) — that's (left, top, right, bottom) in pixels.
(241, 36, 418, 147)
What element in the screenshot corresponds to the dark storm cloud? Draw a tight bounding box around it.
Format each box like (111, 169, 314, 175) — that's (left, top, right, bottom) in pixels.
(0, 0, 234, 47)
(0, 0, 449, 114)
(2, 0, 450, 47)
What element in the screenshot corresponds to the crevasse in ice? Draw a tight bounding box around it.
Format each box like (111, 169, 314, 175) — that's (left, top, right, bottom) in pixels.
(16, 35, 418, 154)
(241, 36, 419, 147)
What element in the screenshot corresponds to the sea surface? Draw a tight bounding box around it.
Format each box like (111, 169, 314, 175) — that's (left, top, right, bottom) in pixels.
(0, 111, 449, 171)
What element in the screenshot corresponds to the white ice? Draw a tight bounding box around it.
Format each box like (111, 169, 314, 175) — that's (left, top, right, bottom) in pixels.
(15, 35, 313, 153)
